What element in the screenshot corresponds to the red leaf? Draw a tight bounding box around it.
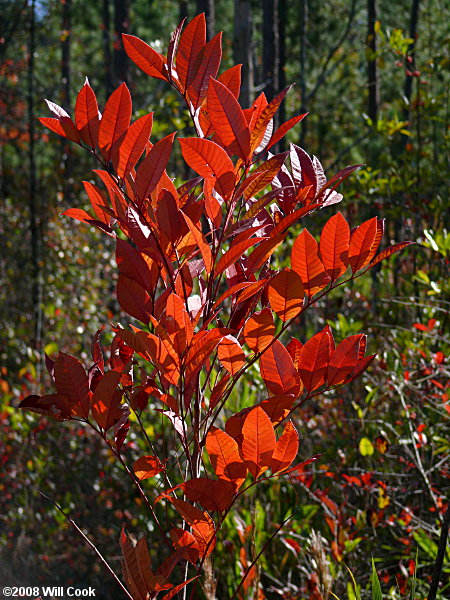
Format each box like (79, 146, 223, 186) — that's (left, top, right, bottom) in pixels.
(120, 530, 148, 600)
(218, 64, 241, 98)
(117, 113, 153, 178)
(165, 292, 193, 355)
(286, 338, 303, 370)
(348, 217, 378, 273)
(249, 86, 291, 153)
(170, 528, 199, 564)
(268, 113, 308, 150)
(117, 274, 152, 323)
(319, 212, 350, 280)
(54, 353, 90, 419)
(91, 370, 123, 430)
(260, 340, 302, 396)
(207, 78, 250, 161)
(183, 477, 235, 512)
(298, 328, 333, 392)
(175, 13, 206, 91)
(179, 137, 234, 179)
(241, 406, 276, 478)
(268, 268, 304, 321)
(217, 335, 246, 375)
(168, 498, 216, 558)
(206, 427, 247, 489)
(39, 117, 80, 144)
(327, 335, 365, 386)
(75, 80, 100, 148)
(133, 455, 165, 480)
(82, 181, 110, 225)
(61, 208, 94, 224)
(368, 241, 413, 269)
(291, 229, 330, 296)
(188, 33, 222, 109)
(243, 308, 274, 352)
(122, 34, 167, 80)
(271, 421, 299, 474)
(19, 394, 72, 421)
(246, 232, 286, 273)
(135, 132, 175, 203)
(182, 211, 213, 273)
(98, 83, 132, 162)
(216, 237, 265, 275)
(259, 395, 295, 425)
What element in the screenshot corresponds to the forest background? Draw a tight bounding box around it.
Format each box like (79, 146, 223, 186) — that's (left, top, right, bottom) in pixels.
(0, 0, 448, 598)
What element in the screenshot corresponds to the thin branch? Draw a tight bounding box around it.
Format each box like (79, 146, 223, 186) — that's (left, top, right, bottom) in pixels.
(39, 492, 133, 600)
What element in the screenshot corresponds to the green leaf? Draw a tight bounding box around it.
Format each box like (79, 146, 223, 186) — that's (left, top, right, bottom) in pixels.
(371, 559, 383, 600)
(359, 437, 374, 456)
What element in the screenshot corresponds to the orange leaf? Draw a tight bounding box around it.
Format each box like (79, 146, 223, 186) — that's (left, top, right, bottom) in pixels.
(241, 406, 276, 478)
(188, 33, 222, 109)
(98, 83, 132, 162)
(82, 181, 110, 225)
(122, 34, 167, 80)
(368, 241, 413, 269)
(133, 455, 165, 480)
(183, 477, 235, 512)
(327, 335, 365, 386)
(170, 528, 199, 564)
(267, 113, 308, 150)
(168, 498, 216, 558)
(206, 427, 247, 489)
(75, 80, 100, 148)
(348, 217, 378, 273)
(217, 335, 246, 375)
(268, 268, 304, 321)
(216, 237, 265, 275)
(271, 421, 299, 474)
(182, 212, 213, 273)
(298, 328, 333, 392)
(291, 229, 330, 296)
(243, 308, 274, 352)
(39, 116, 80, 144)
(260, 340, 301, 396)
(179, 137, 234, 179)
(91, 370, 123, 430)
(175, 13, 206, 91)
(117, 113, 153, 178)
(259, 395, 295, 425)
(165, 292, 193, 355)
(207, 78, 250, 161)
(246, 233, 286, 273)
(319, 212, 350, 280)
(135, 132, 175, 203)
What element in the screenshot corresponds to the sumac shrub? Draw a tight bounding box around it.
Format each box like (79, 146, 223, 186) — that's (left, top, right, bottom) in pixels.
(21, 13, 411, 599)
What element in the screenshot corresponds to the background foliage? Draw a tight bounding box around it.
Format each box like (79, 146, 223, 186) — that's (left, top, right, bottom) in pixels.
(1, 0, 448, 598)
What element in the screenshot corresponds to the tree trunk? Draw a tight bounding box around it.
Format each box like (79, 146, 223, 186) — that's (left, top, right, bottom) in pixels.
(61, 0, 72, 200)
(28, 0, 42, 358)
(403, 0, 421, 124)
(278, 0, 287, 127)
(197, 0, 215, 40)
(367, 0, 379, 124)
(233, 0, 253, 108)
(103, 0, 113, 100)
(113, 0, 130, 85)
(299, 0, 308, 147)
(262, 0, 279, 104)
(179, 0, 188, 22)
